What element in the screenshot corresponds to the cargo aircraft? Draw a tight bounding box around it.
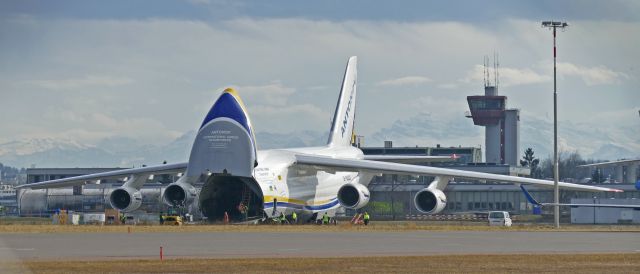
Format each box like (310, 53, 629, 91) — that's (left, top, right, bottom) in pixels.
(18, 56, 623, 222)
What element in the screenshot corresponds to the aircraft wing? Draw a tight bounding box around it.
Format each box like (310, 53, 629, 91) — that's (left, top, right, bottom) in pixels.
(294, 154, 623, 192)
(16, 162, 187, 189)
(363, 155, 458, 163)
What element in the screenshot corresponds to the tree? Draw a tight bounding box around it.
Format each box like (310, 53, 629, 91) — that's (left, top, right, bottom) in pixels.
(520, 148, 541, 178)
(558, 151, 588, 180)
(591, 168, 605, 184)
(538, 151, 595, 181)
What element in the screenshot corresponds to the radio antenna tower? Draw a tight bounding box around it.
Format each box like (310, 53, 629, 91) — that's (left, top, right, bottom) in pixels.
(495, 52, 500, 93)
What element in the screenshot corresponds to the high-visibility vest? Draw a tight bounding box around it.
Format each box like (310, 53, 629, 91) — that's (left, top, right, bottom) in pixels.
(292, 212, 297, 220)
(364, 213, 370, 220)
(322, 214, 329, 222)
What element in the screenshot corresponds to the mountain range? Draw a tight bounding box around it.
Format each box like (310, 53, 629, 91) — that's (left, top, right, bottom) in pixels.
(0, 131, 328, 168)
(368, 113, 639, 161)
(0, 114, 637, 168)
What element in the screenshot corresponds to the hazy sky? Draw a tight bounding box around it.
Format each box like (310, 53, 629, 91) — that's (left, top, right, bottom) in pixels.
(1, 0, 638, 146)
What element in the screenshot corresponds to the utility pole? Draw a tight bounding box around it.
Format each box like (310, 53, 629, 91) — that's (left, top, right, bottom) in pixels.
(542, 21, 568, 229)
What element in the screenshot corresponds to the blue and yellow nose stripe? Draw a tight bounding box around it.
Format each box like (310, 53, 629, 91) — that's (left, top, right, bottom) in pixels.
(200, 88, 253, 134)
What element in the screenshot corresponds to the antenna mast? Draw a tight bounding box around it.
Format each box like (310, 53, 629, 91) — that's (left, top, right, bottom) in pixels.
(493, 53, 498, 94)
(496, 52, 500, 93)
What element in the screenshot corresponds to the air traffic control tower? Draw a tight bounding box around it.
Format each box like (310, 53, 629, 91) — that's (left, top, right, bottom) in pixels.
(466, 79, 520, 165)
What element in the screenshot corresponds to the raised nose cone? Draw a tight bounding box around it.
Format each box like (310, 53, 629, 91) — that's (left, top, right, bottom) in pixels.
(200, 88, 252, 134)
(186, 87, 257, 178)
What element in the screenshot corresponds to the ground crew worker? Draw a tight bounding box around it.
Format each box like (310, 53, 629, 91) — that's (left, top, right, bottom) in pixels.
(159, 212, 164, 225)
(363, 211, 370, 226)
(238, 203, 248, 221)
(291, 211, 297, 224)
(322, 212, 329, 225)
(279, 212, 286, 224)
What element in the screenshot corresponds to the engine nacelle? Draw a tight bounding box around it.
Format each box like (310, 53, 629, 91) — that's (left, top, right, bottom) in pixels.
(162, 182, 197, 207)
(109, 187, 142, 212)
(414, 188, 447, 214)
(337, 183, 370, 209)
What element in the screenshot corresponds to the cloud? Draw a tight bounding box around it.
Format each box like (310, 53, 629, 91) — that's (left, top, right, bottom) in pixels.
(408, 96, 469, 117)
(0, 16, 637, 148)
(216, 82, 329, 132)
(184, 0, 211, 5)
(252, 104, 326, 118)
(229, 81, 295, 106)
(556, 62, 629, 86)
(580, 106, 640, 125)
(376, 76, 432, 86)
(460, 61, 630, 88)
(27, 75, 134, 90)
(462, 64, 551, 87)
(437, 83, 459, 90)
(18, 109, 184, 145)
(250, 103, 330, 133)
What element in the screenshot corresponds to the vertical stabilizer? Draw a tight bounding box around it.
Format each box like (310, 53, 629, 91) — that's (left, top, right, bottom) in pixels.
(327, 56, 358, 147)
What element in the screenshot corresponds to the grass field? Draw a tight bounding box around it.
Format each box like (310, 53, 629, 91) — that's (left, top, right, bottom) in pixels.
(1, 222, 639, 233)
(2, 253, 638, 273)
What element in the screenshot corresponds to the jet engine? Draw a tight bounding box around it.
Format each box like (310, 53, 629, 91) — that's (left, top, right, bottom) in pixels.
(162, 182, 197, 207)
(337, 183, 370, 209)
(414, 188, 447, 214)
(109, 187, 142, 212)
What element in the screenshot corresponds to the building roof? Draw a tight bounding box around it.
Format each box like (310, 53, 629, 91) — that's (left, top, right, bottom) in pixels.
(578, 159, 640, 168)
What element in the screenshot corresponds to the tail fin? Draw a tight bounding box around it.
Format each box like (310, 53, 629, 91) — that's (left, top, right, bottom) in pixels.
(327, 56, 358, 147)
(520, 185, 542, 206)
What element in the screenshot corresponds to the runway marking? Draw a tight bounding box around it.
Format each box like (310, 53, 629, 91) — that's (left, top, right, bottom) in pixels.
(0, 247, 35, 251)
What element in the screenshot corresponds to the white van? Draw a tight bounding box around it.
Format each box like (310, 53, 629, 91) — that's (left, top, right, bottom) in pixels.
(488, 211, 512, 227)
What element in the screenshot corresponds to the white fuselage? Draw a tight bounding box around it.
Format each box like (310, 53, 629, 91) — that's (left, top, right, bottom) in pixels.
(254, 145, 368, 216)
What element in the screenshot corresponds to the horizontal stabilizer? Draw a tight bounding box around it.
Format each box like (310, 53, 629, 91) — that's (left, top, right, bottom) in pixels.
(520, 185, 640, 209)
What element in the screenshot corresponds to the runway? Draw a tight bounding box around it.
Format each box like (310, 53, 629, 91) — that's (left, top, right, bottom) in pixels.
(1, 231, 638, 261)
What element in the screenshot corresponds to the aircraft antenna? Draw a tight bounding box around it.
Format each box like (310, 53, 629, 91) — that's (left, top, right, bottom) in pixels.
(496, 52, 500, 93)
(483, 55, 490, 87)
(493, 53, 497, 94)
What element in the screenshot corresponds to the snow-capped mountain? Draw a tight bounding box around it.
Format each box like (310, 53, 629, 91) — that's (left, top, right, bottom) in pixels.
(368, 113, 482, 148)
(0, 130, 328, 168)
(368, 113, 639, 161)
(256, 130, 327, 149)
(0, 138, 115, 168)
(0, 138, 93, 156)
(0, 135, 187, 168)
(519, 116, 639, 160)
(0, 113, 636, 168)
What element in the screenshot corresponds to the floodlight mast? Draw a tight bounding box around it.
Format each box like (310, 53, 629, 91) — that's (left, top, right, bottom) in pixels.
(542, 20, 568, 229)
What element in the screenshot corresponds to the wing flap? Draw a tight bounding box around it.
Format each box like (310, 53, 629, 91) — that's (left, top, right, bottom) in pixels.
(294, 154, 622, 193)
(363, 155, 457, 164)
(17, 162, 187, 189)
